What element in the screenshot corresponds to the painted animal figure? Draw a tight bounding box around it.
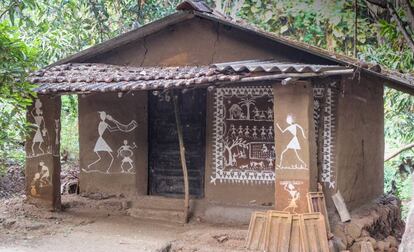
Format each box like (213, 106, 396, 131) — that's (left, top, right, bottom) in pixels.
(250, 161, 264, 169)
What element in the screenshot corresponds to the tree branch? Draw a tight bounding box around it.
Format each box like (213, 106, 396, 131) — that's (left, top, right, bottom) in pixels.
(385, 142, 414, 162)
(366, 0, 387, 8)
(401, 0, 414, 31)
(387, 2, 414, 52)
(366, 0, 414, 53)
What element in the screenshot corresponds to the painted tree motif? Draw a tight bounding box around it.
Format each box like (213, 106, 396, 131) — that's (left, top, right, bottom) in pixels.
(239, 96, 256, 120)
(223, 136, 248, 166)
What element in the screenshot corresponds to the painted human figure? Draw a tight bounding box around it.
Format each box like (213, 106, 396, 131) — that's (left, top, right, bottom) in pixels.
(283, 182, 300, 213)
(260, 126, 267, 139)
(54, 119, 60, 146)
(230, 124, 237, 137)
(86, 111, 138, 173)
(267, 107, 273, 120)
(261, 144, 268, 154)
(117, 140, 137, 173)
(260, 111, 266, 120)
(253, 107, 260, 120)
(268, 126, 274, 139)
(238, 125, 244, 136)
(30, 99, 48, 156)
(252, 126, 258, 139)
(244, 125, 250, 138)
(30, 161, 51, 196)
(276, 115, 307, 169)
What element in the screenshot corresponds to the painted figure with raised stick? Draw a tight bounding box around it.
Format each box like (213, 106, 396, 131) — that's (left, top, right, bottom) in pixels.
(85, 111, 138, 173)
(276, 114, 307, 169)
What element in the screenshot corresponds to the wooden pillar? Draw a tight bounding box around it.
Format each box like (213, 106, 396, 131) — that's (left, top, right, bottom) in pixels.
(273, 81, 316, 213)
(25, 95, 61, 210)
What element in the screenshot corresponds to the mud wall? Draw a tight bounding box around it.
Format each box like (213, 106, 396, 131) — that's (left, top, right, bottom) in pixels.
(86, 17, 327, 67)
(78, 92, 147, 196)
(335, 76, 384, 210)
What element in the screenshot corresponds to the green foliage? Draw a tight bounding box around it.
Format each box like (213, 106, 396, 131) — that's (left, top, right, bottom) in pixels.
(0, 20, 37, 169)
(60, 95, 79, 160)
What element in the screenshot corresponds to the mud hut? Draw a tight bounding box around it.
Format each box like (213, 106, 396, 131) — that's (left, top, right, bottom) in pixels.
(26, 0, 414, 225)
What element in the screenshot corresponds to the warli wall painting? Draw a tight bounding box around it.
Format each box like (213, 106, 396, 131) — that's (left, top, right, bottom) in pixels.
(211, 86, 275, 185)
(211, 84, 337, 187)
(313, 83, 338, 189)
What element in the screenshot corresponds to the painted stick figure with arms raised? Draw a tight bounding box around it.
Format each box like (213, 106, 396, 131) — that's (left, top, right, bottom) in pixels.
(117, 140, 137, 173)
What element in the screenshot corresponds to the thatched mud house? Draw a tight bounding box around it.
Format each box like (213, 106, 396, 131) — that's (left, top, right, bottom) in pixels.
(26, 0, 413, 226)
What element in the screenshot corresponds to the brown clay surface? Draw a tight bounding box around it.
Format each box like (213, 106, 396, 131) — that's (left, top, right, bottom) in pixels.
(0, 195, 249, 252)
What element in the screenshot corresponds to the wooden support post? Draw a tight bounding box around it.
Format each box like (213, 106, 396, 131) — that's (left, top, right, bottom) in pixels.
(173, 91, 190, 223)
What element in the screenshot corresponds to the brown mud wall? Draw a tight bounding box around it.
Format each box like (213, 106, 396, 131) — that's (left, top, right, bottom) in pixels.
(86, 17, 325, 67)
(335, 76, 384, 210)
(78, 92, 147, 196)
(25, 95, 61, 210)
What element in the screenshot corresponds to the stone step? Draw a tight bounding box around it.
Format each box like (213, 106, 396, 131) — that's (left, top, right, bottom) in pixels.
(131, 196, 185, 211)
(127, 196, 186, 223)
(127, 207, 185, 224)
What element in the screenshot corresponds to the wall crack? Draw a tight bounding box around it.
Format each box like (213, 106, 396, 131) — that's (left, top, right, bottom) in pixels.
(210, 23, 220, 64)
(140, 37, 148, 67)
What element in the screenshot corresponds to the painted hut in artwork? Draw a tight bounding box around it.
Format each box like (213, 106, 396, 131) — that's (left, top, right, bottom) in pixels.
(26, 0, 413, 225)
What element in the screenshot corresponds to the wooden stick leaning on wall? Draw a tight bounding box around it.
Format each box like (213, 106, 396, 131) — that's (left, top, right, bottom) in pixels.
(173, 90, 190, 223)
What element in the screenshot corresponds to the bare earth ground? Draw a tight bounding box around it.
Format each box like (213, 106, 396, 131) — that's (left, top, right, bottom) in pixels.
(0, 195, 248, 252)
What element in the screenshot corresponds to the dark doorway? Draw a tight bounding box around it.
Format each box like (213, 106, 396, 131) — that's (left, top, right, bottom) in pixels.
(148, 89, 206, 198)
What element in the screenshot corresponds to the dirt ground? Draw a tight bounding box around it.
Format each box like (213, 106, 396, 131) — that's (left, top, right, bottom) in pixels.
(0, 195, 248, 252)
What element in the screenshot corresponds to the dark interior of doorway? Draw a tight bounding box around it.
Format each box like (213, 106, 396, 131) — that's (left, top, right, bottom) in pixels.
(148, 89, 206, 198)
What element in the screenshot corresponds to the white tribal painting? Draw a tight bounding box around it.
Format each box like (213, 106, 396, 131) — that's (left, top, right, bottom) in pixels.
(83, 111, 138, 174)
(313, 84, 337, 189)
(211, 85, 337, 187)
(276, 114, 308, 170)
(211, 86, 275, 185)
(28, 99, 51, 158)
(30, 161, 52, 197)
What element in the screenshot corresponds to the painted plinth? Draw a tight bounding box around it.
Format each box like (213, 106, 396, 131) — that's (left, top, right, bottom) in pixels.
(25, 95, 61, 210)
(273, 82, 315, 213)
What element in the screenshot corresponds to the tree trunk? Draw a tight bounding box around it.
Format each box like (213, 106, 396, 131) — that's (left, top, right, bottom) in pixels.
(384, 142, 414, 162)
(173, 91, 190, 223)
(401, 0, 414, 32)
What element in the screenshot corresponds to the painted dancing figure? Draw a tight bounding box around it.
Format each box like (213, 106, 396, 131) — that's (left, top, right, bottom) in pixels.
(117, 140, 137, 173)
(31, 99, 47, 156)
(86, 111, 138, 173)
(276, 115, 307, 169)
(283, 182, 300, 214)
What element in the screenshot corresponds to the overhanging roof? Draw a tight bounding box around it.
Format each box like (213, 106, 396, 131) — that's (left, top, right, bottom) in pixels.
(30, 60, 351, 94)
(47, 1, 414, 95)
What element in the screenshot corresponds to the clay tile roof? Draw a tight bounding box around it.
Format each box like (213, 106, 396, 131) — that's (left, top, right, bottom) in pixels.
(176, 0, 212, 13)
(29, 60, 351, 94)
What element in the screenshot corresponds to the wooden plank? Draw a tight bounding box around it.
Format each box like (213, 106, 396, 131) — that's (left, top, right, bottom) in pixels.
(307, 192, 331, 234)
(331, 191, 351, 222)
(289, 214, 305, 252)
(300, 213, 329, 252)
(264, 211, 292, 252)
(246, 211, 268, 250)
